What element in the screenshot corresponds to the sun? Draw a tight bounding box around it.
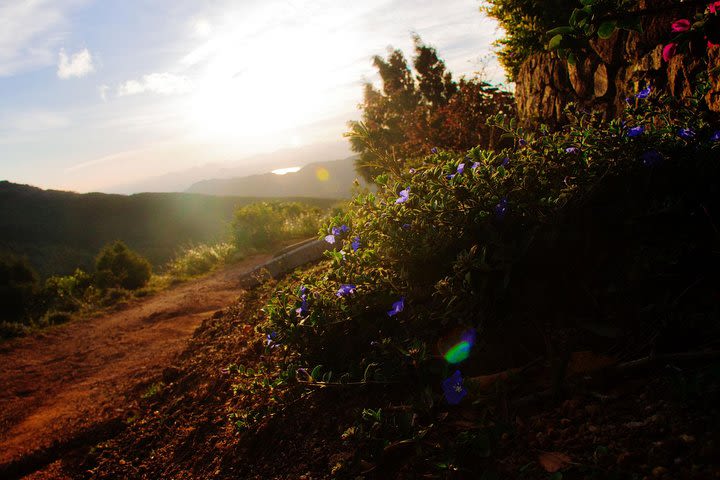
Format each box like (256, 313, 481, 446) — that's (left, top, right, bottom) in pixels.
(183, 5, 360, 146)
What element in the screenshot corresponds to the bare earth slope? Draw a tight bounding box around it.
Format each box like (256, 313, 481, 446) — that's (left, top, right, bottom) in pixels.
(0, 253, 271, 477)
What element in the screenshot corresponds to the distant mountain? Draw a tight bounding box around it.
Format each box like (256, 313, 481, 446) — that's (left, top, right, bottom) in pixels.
(109, 141, 353, 194)
(0, 181, 335, 277)
(187, 155, 369, 198)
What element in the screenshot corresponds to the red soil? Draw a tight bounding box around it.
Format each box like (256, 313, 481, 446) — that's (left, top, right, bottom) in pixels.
(0, 253, 271, 476)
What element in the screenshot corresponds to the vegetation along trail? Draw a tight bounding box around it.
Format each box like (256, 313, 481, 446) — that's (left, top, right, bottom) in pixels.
(0, 252, 272, 477)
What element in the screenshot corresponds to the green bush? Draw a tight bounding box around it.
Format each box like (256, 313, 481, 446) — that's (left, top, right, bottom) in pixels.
(94, 241, 152, 290)
(0, 254, 40, 323)
(231, 202, 325, 250)
(40, 268, 92, 313)
(263, 89, 720, 385)
(167, 242, 235, 278)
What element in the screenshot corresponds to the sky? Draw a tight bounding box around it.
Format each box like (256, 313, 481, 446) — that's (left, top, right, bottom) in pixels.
(0, 0, 506, 193)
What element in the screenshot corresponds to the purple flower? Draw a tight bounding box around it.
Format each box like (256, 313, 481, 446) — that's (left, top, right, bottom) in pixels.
(471, 162, 480, 170)
(395, 187, 410, 204)
(501, 157, 510, 167)
(678, 128, 696, 140)
(431, 147, 438, 154)
(266, 331, 280, 349)
(299, 286, 308, 295)
(442, 370, 467, 405)
(565, 147, 580, 154)
(296, 294, 309, 317)
(351, 236, 361, 252)
(331, 226, 341, 236)
(625, 97, 632, 104)
(711, 130, 720, 142)
(626, 126, 645, 138)
(641, 150, 663, 167)
(340, 224, 350, 233)
(387, 297, 405, 317)
(401, 223, 411, 230)
(457, 163, 465, 175)
(336, 284, 356, 297)
(635, 86, 652, 99)
(494, 197, 509, 220)
(518, 139, 527, 147)
(324, 234, 336, 244)
(409, 168, 416, 174)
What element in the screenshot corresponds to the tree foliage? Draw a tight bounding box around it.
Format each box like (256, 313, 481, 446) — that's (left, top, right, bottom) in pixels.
(346, 37, 515, 182)
(94, 240, 152, 291)
(0, 254, 40, 322)
(483, 0, 579, 81)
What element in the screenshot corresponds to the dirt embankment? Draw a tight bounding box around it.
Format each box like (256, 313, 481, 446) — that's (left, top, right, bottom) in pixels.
(0, 253, 271, 478)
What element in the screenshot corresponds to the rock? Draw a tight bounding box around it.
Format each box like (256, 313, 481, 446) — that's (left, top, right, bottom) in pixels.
(594, 64, 609, 97)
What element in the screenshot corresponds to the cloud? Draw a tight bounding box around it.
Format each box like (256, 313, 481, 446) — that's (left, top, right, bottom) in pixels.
(57, 48, 95, 79)
(0, 1, 86, 77)
(98, 84, 110, 101)
(117, 73, 193, 97)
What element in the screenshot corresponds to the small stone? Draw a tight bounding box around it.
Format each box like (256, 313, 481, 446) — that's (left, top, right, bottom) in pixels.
(651, 466, 668, 477)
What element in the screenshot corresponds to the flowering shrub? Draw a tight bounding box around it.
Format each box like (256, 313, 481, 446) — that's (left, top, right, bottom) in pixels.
(261, 87, 720, 412)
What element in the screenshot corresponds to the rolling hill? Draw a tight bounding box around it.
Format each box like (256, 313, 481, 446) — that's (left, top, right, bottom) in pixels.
(186, 155, 369, 198)
(0, 181, 335, 277)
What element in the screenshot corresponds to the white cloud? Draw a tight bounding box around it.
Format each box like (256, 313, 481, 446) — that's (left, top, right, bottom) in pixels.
(0, 0, 86, 77)
(98, 84, 110, 101)
(117, 73, 193, 97)
(57, 48, 95, 79)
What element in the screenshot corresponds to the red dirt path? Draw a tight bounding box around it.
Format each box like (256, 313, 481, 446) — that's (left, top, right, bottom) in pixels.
(0, 253, 271, 475)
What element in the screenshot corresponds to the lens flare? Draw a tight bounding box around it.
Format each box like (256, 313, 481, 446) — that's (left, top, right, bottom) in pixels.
(316, 167, 330, 181)
(442, 328, 477, 364)
(444, 341, 471, 364)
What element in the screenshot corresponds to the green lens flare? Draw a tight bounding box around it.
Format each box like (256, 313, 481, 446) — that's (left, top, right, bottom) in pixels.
(444, 341, 471, 364)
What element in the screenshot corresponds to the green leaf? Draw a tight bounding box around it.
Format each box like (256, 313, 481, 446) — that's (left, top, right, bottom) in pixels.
(548, 34, 564, 50)
(597, 20, 617, 39)
(567, 52, 577, 66)
(547, 26, 573, 36)
(310, 364, 323, 381)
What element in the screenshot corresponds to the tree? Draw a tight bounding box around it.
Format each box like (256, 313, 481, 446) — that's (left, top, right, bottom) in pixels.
(346, 37, 515, 182)
(0, 254, 40, 323)
(94, 241, 152, 290)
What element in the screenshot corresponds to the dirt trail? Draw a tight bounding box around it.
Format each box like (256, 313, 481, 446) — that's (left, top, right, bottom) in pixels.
(0, 253, 271, 474)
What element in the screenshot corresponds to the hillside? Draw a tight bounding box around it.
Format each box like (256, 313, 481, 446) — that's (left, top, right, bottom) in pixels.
(186, 156, 369, 198)
(0, 181, 335, 276)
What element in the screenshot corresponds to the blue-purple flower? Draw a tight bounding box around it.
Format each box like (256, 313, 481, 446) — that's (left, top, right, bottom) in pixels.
(296, 294, 309, 317)
(336, 284, 357, 297)
(501, 157, 510, 167)
(471, 162, 480, 170)
(351, 236, 361, 252)
(494, 197, 509, 220)
(431, 147, 438, 154)
(409, 168, 416, 174)
(387, 297, 405, 317)
(711, 130, 720, 142)
(565, 147, 580, 154)
(447, 163, 465, 179)
(627, 126, 645, 138)
(442, 370, 467, 405)
(324, 234, 336, 244)
(641, 149, 663, 167)
(518, 139, 527, 147)
(401, 223, 411, 230)
(265, 331, 280, 349)
(678, 128, 696, 140)
(395, 187, 410, 204)
(635, 86, 652, 99)
(340, 224, 350, 233)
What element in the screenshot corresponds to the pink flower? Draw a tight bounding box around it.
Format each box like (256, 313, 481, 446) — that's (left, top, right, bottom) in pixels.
(671, 19, 691, 32)
(709, 40, 720, 48)
(663, 43, 677, 62)
(710, 1, 720, 14)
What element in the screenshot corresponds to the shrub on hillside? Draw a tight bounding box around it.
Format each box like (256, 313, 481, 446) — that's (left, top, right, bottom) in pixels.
(167, 242, 236, 278)
(263, 88, 720, 388)
(94, 241, 152, 290)
(231, 202, 325, 250)
(0, 254, 40, 323)
(40, 268, 93, 313)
